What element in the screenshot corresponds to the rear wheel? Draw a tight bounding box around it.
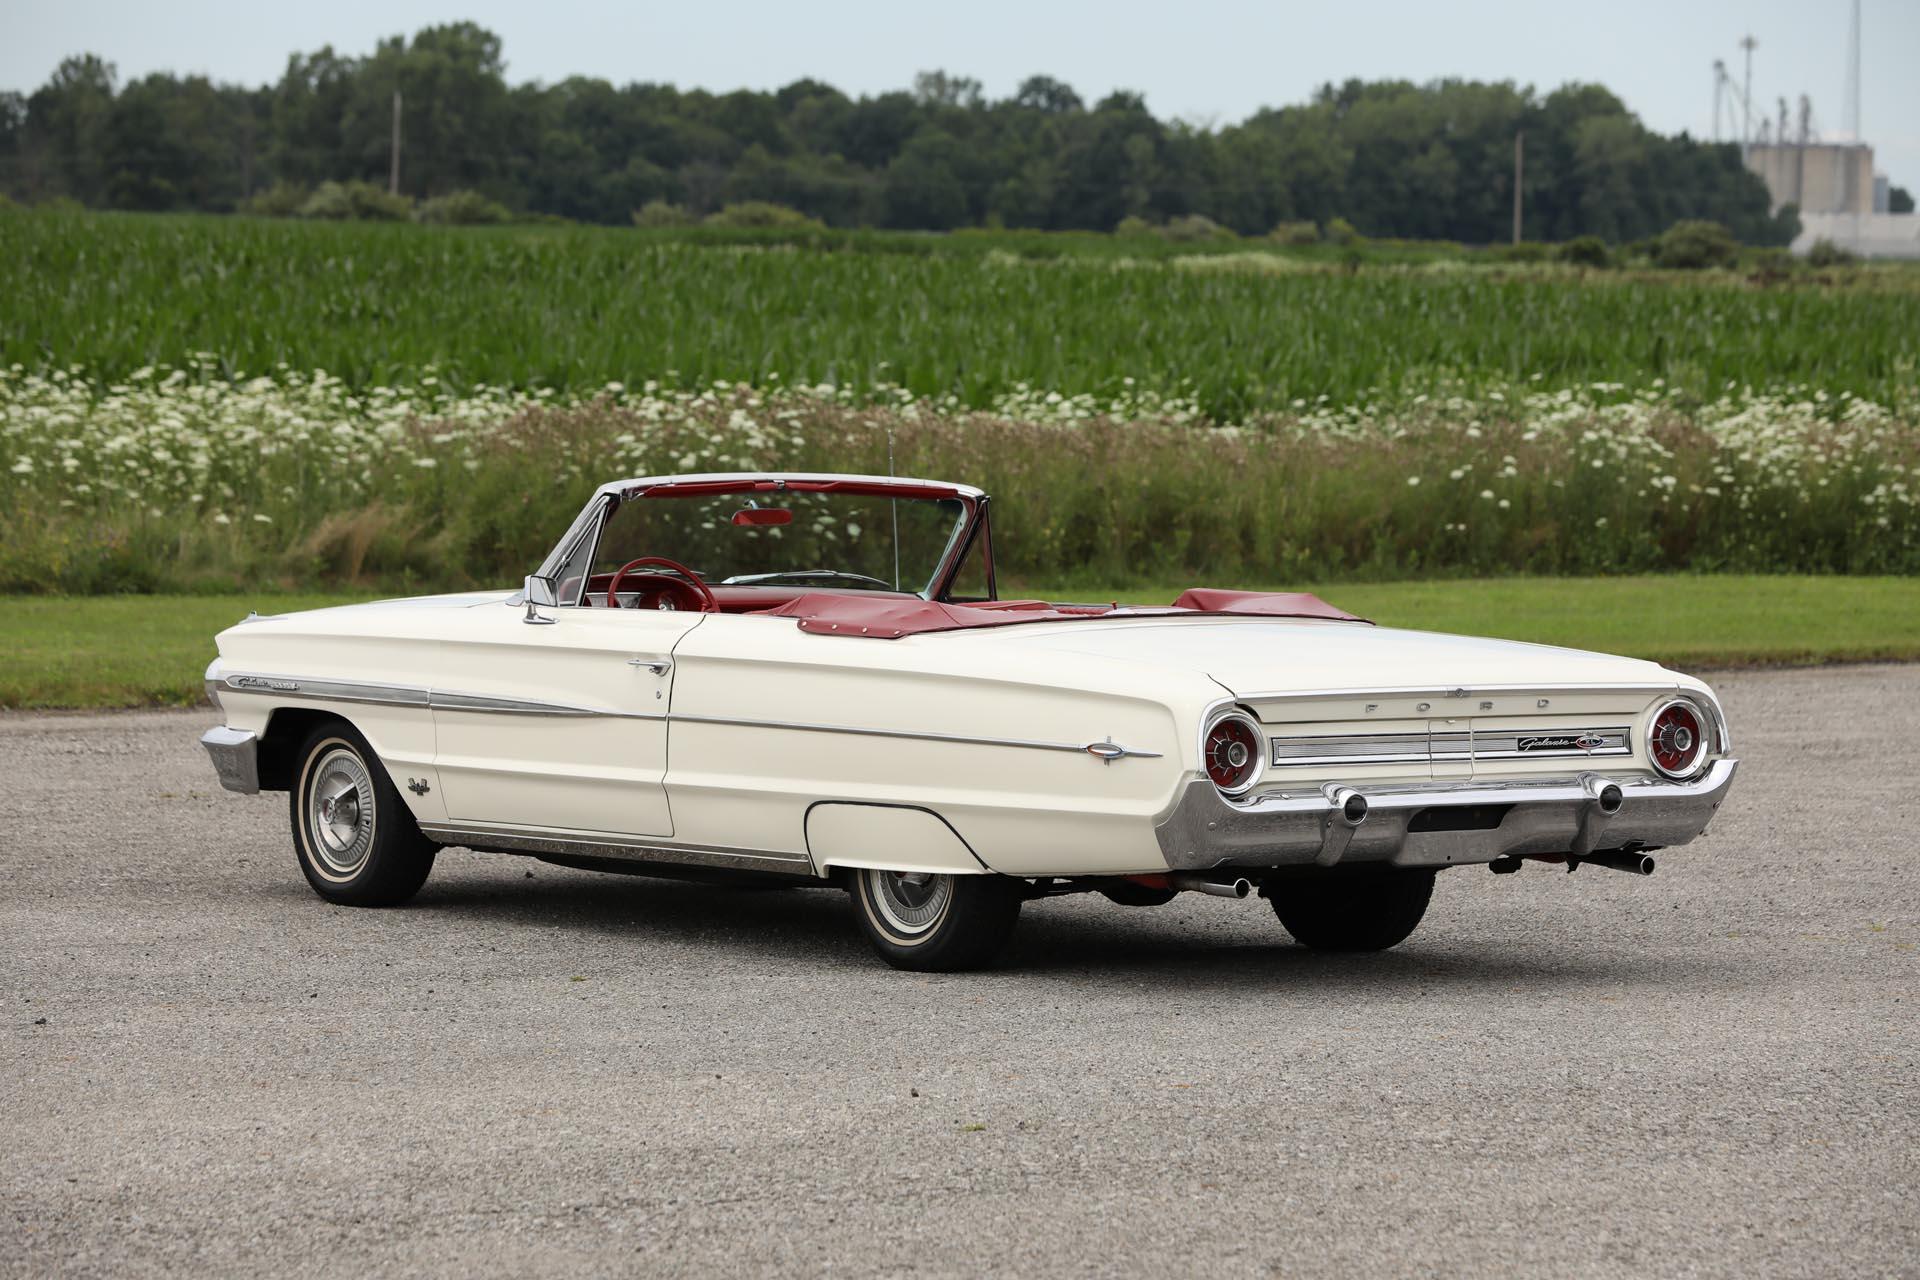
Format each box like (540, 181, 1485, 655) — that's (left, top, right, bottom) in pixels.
(1269, 869, 1435, 951)
(851, 869, 1023, 971)
(289, 722, 436, 907)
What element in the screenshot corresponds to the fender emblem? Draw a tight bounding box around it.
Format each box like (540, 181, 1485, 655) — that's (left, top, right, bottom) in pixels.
(231, 675, 299, 692)
(407, 778, 431, 796)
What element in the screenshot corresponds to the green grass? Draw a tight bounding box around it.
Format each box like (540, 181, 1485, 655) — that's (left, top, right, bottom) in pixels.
(5, 577, 1913, 710)
(0, 594, 375, 709)
(6, 212, 1919, 417)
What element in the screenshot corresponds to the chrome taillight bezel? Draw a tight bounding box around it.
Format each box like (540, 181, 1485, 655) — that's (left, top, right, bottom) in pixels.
(1201, 708, 1266, 798)
(1647, 697, 1710, 780)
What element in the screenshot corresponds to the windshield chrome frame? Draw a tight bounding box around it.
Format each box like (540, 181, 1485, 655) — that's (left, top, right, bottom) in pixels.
(529, 473, 989, 605)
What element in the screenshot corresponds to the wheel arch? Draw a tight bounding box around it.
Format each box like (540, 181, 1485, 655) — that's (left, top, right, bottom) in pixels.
(803, 801, 994, 877)
(256, 706, 410, 796)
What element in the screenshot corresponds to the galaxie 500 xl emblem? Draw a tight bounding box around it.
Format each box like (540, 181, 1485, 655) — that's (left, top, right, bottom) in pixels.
(230, 675, 299, 691)
(1518, 733, 1606, 753)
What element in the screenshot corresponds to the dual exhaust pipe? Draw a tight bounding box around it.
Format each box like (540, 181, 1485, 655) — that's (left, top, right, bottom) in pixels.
(1170, 873, 1252, 898)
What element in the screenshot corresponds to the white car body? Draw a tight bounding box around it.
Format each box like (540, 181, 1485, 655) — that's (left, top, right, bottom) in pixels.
(202, 473, 1737, 965)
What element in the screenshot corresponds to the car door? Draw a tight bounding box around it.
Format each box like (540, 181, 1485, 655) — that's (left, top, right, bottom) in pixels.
(431, 602, 701, 837)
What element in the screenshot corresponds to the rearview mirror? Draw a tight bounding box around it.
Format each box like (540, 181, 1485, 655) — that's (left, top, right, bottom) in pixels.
(522, 574, 559, 624)
(732, 506, 793, 527)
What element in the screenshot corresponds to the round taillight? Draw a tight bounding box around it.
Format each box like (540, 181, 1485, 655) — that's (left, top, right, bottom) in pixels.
(1649, 700, 1707, 779)
(1204, 713, 1264, 796)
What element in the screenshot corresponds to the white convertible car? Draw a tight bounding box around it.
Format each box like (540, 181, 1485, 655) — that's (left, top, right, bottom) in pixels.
(203, 472, 1738, 970)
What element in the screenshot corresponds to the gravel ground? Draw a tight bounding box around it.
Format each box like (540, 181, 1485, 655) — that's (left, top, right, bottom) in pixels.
(3, 666, 1916, 1278)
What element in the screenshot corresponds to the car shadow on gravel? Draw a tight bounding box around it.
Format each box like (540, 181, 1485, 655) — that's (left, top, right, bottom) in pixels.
(389, 865, 872, 965)
(328, 862, 1762, 991)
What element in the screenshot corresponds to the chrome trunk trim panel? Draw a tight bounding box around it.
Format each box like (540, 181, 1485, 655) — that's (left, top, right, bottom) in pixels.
(1154, 759, 1738, 872)
(419, 822, 816, 875)
(1269, 725, 1631, 769)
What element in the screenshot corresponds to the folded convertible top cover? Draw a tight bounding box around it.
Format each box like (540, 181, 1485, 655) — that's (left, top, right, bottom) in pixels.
(758, 589, 1368, 638)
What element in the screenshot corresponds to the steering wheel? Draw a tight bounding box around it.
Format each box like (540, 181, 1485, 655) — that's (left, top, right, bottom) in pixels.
(607, 557, 719, 613)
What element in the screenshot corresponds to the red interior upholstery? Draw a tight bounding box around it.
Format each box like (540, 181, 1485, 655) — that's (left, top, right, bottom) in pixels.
(581, 574, 904, 613)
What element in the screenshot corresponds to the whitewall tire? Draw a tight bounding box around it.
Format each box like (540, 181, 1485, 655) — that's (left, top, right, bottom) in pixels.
(289, 722, 436, 907)
(851, 869, 1023, 971)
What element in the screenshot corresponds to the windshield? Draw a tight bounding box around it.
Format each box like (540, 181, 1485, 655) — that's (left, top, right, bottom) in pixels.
(588, 491, 968, 597)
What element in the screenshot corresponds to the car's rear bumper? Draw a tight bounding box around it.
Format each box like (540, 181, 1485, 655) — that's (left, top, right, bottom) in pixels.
(201, 726, 260, 794)
(1155, 759, 1738, 871)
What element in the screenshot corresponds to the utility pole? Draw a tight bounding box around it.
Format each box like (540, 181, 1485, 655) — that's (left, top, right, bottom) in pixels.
(1739, 34, 1758, 153)
(389, 89, 402, 196)
(1844, 0, 1861, 140)
(1712, 59, 1726, 141)
(1512, 131, 1523, 244)
(1795, 94, 1811, 211)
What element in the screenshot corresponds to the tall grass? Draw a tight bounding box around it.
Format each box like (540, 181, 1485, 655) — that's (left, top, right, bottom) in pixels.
(4, 213, 1918, 419)
(2, 369, 1912, 593)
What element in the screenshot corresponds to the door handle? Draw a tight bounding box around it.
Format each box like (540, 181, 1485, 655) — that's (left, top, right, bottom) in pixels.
(628, 658, 672, 675)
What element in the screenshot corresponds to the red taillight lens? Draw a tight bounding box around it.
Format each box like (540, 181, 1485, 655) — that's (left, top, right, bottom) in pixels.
(1649, 701, 1706, 778)
(1204, 715, 1263, 795)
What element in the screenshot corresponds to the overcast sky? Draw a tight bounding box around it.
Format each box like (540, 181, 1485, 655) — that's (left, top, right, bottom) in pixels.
(7, 0, 1917, 190)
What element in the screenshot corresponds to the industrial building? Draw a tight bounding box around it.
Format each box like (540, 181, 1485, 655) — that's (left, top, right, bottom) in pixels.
(1743, 142, 1918, 259)
(1746, 142, 1876, 216)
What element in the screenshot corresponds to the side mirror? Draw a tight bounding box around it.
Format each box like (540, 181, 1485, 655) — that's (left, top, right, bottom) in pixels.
(523, 574, 559, 624)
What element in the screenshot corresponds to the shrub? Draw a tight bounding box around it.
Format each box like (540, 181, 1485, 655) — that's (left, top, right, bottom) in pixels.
(1653, 220, 1739, 270)
(1805, 237, 1856, 268)
(702, 201, 824, 230)
(1267, 220, 1319, 245)
(1159, 214, 1234, 243)
(35, 195, 85, 215)
(239, 181, 309, 218)
(298, 180, 412, 222)
(0, 193, 20, 214)
(415, 190, 512, 225)
(1113, 215, 1155, 237)
(632, 200, 694, 228)
(1324, 216, 1363, 246)
(1490, 241, 1553, 264)
(1558, 235, 1611, 268)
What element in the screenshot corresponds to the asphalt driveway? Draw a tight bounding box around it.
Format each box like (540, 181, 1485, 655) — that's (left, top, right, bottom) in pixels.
(3, 666, 1916, 1277)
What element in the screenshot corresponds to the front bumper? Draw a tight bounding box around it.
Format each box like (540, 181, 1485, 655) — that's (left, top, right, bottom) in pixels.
(1155, 759, 1738, 871)
(201, 726, 260, 794)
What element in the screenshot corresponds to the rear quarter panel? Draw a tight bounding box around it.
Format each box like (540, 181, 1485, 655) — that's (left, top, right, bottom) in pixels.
(667, 616, 1221, 875)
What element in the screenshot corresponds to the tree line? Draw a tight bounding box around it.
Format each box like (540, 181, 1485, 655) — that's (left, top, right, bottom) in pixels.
(0, 22, 1799, 244)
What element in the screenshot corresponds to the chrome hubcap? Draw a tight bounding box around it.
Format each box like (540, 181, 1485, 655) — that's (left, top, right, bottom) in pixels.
(307, 747, 374, 879)
(869, 870, 953, 936)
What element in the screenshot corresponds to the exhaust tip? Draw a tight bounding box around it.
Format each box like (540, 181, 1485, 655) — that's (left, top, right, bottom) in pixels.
(1342, 793, 1370, 826)
(1598, 784, 1623, 815)
(1169, 874, 1253, 899)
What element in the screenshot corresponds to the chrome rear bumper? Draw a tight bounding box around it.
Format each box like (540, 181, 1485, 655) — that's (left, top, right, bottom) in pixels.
(1155, 760, 1738, 872)
(201, 726, 260, 794)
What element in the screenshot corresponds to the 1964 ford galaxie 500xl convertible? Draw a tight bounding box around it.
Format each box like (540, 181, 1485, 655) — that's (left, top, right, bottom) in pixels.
(203, 472, 1738, 970)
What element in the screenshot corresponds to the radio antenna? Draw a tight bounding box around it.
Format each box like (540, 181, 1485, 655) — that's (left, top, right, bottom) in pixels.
(888, 429, 901, 592)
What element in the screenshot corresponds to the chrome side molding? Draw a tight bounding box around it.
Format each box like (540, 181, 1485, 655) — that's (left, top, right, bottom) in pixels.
(213, 671, 667, 721)
(671, 712, 1162, 761)
(419, 821, 815, 876)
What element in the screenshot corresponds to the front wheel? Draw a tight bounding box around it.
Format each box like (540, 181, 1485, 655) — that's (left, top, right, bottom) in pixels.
(1269, 869, 1435, 952)
(851, 870, 1024, 971)
(290, 722, 436, 907)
